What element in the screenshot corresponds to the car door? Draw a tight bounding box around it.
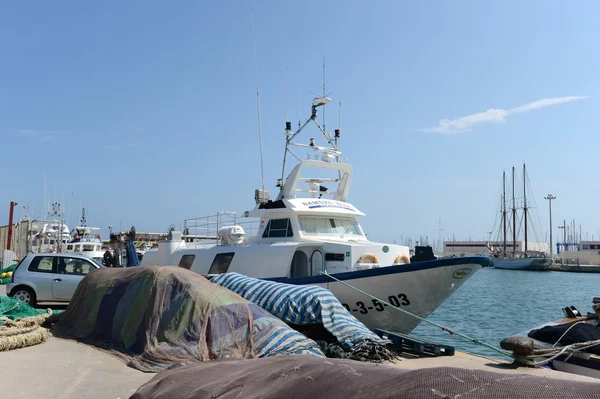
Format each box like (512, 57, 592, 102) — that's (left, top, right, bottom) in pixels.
(52, 257, 97, 301)
(26, 255, 57, 302)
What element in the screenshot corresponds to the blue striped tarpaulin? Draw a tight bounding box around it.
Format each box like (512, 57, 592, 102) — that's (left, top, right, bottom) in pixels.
(211, 273, 391, 351)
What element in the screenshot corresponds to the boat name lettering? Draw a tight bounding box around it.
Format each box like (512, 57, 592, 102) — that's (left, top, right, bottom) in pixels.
(301, 200, 356, 212)
(341, 294, 410, 315)
(73, 237, 100, 243)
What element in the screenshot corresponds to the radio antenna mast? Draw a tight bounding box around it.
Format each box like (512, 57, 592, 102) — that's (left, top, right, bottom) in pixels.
(251, 10, 265, 191)
(322, 57, 326, 135)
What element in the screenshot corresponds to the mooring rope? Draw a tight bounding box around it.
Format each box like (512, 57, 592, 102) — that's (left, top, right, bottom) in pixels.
(515, 338, 600, 367)
(321, 271, 513, 358)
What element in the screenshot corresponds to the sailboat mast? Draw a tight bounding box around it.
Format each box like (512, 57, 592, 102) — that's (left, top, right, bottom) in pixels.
(512, 166, 516, 255)
(523, 163, 528, 253)
(503, 171, 507, 257)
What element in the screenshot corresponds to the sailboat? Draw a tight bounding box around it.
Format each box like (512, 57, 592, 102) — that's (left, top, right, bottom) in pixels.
(489, 164, 551, 271)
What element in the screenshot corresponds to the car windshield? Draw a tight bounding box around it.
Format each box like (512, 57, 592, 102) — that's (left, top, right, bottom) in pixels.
(89, 257, 104, 267)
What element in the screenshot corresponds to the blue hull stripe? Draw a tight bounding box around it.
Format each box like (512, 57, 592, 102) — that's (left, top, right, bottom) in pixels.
(266, 256, 491, 285)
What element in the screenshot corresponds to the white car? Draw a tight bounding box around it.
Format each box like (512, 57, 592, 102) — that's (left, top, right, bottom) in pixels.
(7, 253, 104, 306)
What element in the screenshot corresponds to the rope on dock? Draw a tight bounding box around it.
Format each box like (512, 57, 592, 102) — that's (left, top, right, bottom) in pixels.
(511, 321, 600, 367)
(321, 271, 513, 358)
(0, 314, 51, 352)
(513, 339, 600, 367)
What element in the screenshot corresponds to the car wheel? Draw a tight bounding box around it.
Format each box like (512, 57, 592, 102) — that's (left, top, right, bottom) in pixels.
(11, 287, 37, 307)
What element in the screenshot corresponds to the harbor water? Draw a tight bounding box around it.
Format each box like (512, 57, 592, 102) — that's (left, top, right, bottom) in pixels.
(412, 268, 600, 359)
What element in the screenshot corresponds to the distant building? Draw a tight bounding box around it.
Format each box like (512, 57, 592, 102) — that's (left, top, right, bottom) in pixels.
(560, 241, 600, 265)
(443, 240, 548, 257)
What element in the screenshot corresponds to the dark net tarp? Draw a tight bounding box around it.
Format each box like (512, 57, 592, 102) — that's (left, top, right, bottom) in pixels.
(49, 267, 323, 372)
(131, 355, 600, 399)
(529, 323, 600, 355)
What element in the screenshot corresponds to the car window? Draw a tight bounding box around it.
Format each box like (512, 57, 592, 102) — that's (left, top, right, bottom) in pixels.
(57, 257, 95, 276)
(28, 256, 55, 273)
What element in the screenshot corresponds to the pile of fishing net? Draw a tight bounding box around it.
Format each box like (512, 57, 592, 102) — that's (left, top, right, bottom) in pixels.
(0, 296, 48, 320)
(0, 296, 52, 351)
(131, 355, 600, 399)
(211, 273, 397, 362)
(47, 266, 324, 372)
(0, 264, 16, 285)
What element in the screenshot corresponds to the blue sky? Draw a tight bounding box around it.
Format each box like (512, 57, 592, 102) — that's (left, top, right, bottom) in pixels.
(1, 1, 598, 247)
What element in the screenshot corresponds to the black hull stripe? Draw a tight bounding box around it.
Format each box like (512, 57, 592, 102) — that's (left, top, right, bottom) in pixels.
(267, 256, 491, 285)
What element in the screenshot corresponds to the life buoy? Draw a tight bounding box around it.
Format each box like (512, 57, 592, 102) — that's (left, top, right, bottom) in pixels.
(394, 253, 410, 264)
(358, 253, 379, 264)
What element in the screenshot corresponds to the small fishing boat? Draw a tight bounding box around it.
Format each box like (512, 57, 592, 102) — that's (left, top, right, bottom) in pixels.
(65, 209, 104, 262)
(501, 301, 600, 379)
(142, 96, 490, 334)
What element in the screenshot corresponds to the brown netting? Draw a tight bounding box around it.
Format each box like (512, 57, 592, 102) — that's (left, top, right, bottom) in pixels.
(47, 266, 323, 372)
(131, 355, 600, 399)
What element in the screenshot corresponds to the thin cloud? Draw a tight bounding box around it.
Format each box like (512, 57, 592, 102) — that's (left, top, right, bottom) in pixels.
(423, 96, 589, 134)
(13, 128, 59, 143)
(38, 135, 56, 143)
(17, 129, 36, 136)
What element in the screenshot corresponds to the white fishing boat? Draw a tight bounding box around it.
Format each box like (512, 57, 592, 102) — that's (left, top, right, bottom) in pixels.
(65, 208, 104, 262)
(142, 96, 489, 334)
(27, 219, 71, 254)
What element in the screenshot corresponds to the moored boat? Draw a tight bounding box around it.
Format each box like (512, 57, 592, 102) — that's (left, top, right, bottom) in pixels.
(488, 165, 550, 271)
(501, 301, 600, 379)
(65, 208, 104, 263)
(142, 96, 490, 334)
(493, 257, 552, 271)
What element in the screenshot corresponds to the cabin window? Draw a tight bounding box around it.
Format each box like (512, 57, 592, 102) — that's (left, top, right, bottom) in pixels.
(583, 245, 590, 250)
(83, 244, 94, 251)
(208, 253, 235, 274)
(325, 253, 345, 261)
(178, 254, 195, 270)
(67, 245, 74, 251)
(299, 217, 363, 237)
(262, 218, 293, 238)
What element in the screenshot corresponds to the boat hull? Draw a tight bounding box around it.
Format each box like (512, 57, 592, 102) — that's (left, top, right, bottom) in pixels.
(550, 354, 600, 379)
(493, 258, 551, 271)
(269, 256, 488, 334)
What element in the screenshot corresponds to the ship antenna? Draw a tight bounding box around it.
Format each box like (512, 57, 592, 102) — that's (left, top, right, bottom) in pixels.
(280, 64, 287, 122)
(337, 101, 342, 156)
(251, 10, 265, 192)
(322, 56, 326, 135)
(297, 84, 301, 129)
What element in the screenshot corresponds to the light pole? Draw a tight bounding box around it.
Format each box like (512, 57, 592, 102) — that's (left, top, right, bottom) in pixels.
(544, 195, 556, 261)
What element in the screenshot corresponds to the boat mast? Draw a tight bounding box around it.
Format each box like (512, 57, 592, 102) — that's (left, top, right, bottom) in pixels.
(502, 170, 507, 257)
(523, 163, 528, 253)
(512, 166, 516, 255)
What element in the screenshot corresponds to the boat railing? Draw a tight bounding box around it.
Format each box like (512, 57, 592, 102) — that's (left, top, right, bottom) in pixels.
(183, 212, 259, 246)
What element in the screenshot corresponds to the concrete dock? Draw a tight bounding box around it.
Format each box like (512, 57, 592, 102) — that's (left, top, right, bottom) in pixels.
(2, 334, 598, 398)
